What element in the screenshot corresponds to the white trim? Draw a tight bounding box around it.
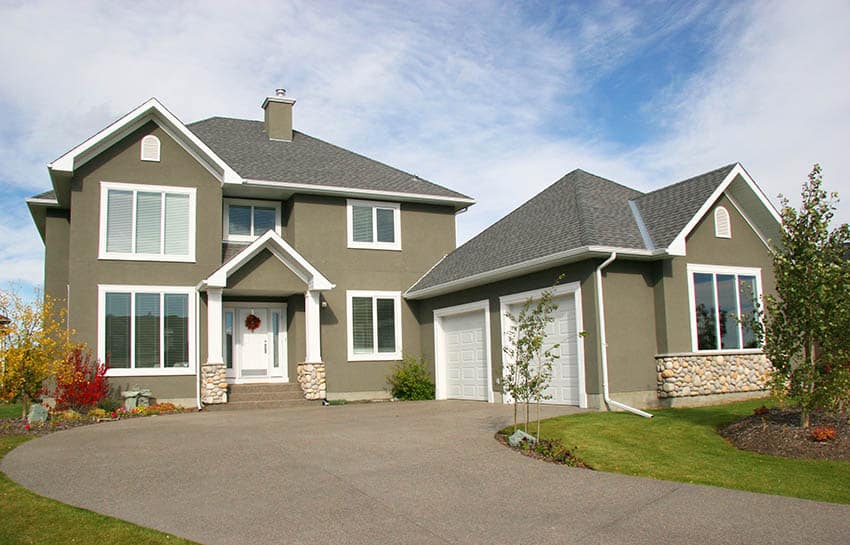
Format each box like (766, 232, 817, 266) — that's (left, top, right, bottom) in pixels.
(433, 300, 494, 402)
(686, 263, 763, 353)
(140, 135, 161, 162)
(304, 291, 322, 363)
(25, 197, 61, 206)
(714, 206, 732, 238)
(207, 289, 224, 364)
(666, 163, 782, 256)
(97, 284, 196, 376)
(201, 230, 334, 291)
(498, 282, 586, 408)
(346, 199, 402, 251)
(98, 181, 197, 263)
(49, 98, 240, 184)
(346, 290, 403, 362)
(222, 198, 282, 242)
(262, 96, 296, 109)
(628, 200, 655, 250)
(405, 245, 665, 300)
(243, 178, 475, 209)
(223, 302, 288, 381)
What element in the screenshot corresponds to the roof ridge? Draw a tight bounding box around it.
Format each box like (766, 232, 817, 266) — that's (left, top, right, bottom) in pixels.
(636, 163, 737, 201)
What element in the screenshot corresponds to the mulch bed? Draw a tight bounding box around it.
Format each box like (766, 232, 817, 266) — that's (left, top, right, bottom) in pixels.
(0, 417, 103, 437)
(719, 408, 850, 461)
(494, 432, 591, 468)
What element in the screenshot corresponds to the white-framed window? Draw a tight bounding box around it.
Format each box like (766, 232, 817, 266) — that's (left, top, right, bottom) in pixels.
(346, 199, 401, 250)
(346, 290, 402, 361)
(97, 285, 196, 376)
(140, 135, 161, 162)
(687, 264, 762, 352)
(99, 182, 196, 262)
(714, 206, 732, 238)
(223, 199, 282, 242)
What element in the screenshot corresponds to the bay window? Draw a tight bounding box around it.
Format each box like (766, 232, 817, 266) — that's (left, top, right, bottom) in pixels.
(688, 265, 761, 352)
(99, 182, 196, 261)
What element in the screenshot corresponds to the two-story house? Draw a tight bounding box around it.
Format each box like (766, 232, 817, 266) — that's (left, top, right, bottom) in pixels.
(28, 91, 783, 412)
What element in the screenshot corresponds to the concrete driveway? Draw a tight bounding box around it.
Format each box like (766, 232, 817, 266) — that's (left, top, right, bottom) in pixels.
(3, 401, 849, 545)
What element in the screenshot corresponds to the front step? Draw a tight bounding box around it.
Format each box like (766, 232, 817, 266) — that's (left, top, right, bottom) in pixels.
(204, 382, 317, 411)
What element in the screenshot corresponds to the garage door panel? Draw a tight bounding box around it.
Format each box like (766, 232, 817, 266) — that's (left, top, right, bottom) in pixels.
(441, 309, 489, 401)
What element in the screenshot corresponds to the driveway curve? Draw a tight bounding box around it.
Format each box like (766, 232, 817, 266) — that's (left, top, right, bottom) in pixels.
(3, 401, 849, 545)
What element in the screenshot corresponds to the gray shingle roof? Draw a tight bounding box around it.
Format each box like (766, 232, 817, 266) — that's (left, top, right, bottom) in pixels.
(29, 190, 56, 201)
(408, 164, 738, 295)
(408, 169, 645, 293)
(632, 164, 735, 249)
(188, 117, 471, 201)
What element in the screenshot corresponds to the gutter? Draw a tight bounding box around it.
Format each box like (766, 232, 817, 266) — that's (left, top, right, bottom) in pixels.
(595, 252, 653, 418)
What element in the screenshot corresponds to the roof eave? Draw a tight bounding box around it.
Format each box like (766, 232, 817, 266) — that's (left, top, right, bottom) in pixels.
(25, 198, 61, 241)
(404, 245, 668, 300)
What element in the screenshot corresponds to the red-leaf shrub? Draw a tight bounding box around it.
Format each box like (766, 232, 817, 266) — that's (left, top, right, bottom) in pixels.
(54, 349, 109, 411)
(810, 426, 837, 442)
(753, 405, 770, 416)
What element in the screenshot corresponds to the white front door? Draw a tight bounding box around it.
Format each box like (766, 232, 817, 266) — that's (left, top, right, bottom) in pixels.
(225, 304, 288, 382)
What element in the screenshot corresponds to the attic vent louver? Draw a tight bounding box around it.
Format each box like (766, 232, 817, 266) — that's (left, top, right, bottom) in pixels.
(714, 206, 731, 238)
(140, 135, 161, 162)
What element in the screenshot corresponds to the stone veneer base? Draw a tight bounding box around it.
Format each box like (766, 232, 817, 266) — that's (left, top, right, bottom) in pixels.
(656, 352, 771, 398)
(297, 362, 327, 400)
(200, 362, 228, 405)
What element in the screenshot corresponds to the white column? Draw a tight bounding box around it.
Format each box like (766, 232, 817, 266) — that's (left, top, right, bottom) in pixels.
(207, 288, 224, 364)
(304, 290, 322, 363)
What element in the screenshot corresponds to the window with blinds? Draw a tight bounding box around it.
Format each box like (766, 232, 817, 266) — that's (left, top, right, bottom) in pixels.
(100, 183, 195, 261)
(224, 199, 280, 241)
(347, 291, 402, 360)
(101, 287, 192, 372)
(346, 199, 401, 250)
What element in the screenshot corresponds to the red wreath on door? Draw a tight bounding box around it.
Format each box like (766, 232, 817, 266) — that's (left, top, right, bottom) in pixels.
(245, 313, 262, 331)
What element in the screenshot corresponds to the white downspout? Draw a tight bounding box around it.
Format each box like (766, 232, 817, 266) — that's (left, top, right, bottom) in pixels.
(595, 252, 653, 418)
(195, 290, 202, 411)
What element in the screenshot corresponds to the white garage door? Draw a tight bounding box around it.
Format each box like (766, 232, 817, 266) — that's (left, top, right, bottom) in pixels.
(507, 294, 580, 405)
(442, 310, 488, 401)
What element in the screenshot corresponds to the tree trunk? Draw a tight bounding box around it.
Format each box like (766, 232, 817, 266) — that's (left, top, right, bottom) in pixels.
(536, 399, 541, 441)
(513, 399, 518, 433)
(21, 392, 29, 419)
(801, 408, 810, 429)
(525, 401, 530, 432)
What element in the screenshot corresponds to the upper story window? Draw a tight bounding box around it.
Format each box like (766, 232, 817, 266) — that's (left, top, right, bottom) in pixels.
(714, 206, 731, 238)
(688, 264, 761, 352)
(346, 199, 401, 251)
(140, 135, 161, 162)
(223, 199, 281, 242)
(99, 182, 196, 262)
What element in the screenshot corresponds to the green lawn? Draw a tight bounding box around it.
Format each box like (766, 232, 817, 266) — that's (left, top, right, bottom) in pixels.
(0, 402, 23, 419)
(0, 435, 200, 545)
(526, 399, 850, 504)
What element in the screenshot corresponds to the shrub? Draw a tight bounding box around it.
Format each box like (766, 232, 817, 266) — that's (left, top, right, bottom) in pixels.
(54, 349, 108, 411)
(88, 408, 108, 419)
(388, 355, 435, 400)
(810, 426, 837, 442)
(59, 409, 81, 421)
(96, 396, 122, 413)
(753, 405, 770, 416)
(514, 436, 584, 467)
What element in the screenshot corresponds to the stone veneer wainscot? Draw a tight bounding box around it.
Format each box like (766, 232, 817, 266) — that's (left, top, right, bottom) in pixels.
(297, 362, 327, 400)
(656, 352, 771, 398)
(201, 363, 228, 404)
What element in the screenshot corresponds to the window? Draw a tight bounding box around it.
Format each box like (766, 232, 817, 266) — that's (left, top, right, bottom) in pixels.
(140, 135, 161, 162)
(346, 199, 401, 250)
(98, 285, 195, 375)
(714, 206, 731, 238)
(99, 182, 196, 262)
(346, 290, 402, 361)
(223, 199, 281, 242)
(688, 265, 761, 352)
(224, 310, 234, 369)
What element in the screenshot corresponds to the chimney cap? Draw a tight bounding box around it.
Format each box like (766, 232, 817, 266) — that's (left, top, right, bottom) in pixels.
(275, 88, 287, 97)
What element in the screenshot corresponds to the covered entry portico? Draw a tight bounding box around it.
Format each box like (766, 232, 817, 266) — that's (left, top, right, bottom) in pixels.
(198, 231, 334, 404)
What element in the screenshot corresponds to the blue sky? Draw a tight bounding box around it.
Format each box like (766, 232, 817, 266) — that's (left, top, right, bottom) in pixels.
(1, 0, 849, 298)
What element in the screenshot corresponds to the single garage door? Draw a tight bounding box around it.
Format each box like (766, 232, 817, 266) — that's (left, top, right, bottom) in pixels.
(442, 310, 488, 401)
(506, 293, 580, 405)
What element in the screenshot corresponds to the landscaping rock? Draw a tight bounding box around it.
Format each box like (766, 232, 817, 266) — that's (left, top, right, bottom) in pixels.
(27, 404, 48, 424)
(508, 429, 537, 447)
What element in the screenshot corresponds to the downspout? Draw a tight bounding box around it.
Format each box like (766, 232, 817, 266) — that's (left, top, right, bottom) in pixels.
(595, 252, 653, 418)
(195, 290, 202, 411)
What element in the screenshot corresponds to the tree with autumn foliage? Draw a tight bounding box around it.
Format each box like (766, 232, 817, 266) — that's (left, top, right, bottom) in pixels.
(0, 289, 77, 417)
(754, 165, 850, 428)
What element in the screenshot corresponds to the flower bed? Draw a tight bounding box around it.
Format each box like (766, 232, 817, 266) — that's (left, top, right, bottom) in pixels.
(0, 403, 188, 437)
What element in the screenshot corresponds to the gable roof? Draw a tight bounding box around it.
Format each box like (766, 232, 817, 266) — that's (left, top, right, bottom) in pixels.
(632, 164, 736, 249)
(187, 117, 473, 206)
(406, 163, 781, 299)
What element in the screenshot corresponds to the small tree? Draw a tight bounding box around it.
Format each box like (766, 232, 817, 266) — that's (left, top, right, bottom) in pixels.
(754, 164, 850, 427)
(502, 287, 560, 438)
(0, 290, 75, 418)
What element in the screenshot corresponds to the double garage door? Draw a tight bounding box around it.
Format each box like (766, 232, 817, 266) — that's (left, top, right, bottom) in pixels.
(439, 293, 581, 405)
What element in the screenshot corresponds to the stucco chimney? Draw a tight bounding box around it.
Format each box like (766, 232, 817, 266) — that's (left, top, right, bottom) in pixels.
(262, 88, 296, 141)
